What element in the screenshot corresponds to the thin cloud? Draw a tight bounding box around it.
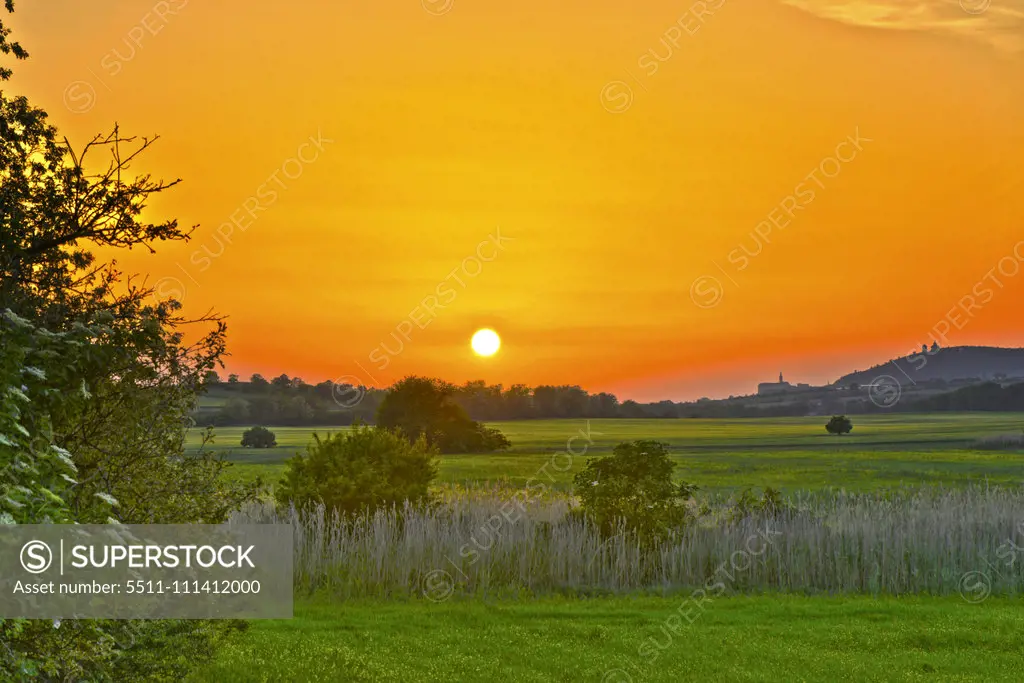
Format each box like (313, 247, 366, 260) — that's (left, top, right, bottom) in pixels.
(779, 0, 1024, 51)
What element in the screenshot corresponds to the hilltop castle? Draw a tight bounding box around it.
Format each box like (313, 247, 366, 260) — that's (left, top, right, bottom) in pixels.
(758, 372, 792, 395)
(757, 372, 810, 396)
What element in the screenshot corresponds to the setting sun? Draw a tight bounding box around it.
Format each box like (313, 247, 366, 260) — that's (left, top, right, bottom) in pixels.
(471, 329, 501, 357)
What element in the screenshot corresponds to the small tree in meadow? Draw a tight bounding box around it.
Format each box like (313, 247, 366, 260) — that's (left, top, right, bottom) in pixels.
(275, 425, 438, 515)
(572, 440, 696, 542)
(825, 415, 853, 435)
(240, 426, 277, 448)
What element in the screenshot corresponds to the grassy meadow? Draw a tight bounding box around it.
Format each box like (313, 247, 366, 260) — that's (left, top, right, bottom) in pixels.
(188, 596, 1024, 682)
(194, 414, 1024, 492)
(187, 414, 1024, 681)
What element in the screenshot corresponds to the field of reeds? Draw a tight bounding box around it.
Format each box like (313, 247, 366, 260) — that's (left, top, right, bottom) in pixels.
(230, 484, 1024, 599)
(972, 431, 1024, 450)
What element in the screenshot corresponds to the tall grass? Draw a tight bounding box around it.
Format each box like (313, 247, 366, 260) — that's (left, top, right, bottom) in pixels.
(230, 484, 1024, 599)
(972, 432, 1024, 450)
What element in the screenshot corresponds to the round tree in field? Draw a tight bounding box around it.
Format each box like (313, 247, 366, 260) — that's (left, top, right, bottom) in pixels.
(825, 415, 853, 435)
(376, 376, 510, 453)
(240, 425, 277, 448)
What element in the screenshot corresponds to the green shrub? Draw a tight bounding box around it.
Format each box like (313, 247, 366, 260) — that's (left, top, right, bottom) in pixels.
(240, 425, 277, 448)
(727, 486, 793, 523)
(275, 425, 438, 515)
(825, 415, 853, 435)
(572, 440, 696, 542)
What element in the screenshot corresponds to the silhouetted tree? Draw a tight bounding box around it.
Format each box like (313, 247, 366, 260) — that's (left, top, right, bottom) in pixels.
(221, 398, 250, 423)
(376, 376, 510, 453)
(825, 415, 853, 435)
(502, 383, 534, 418)
(241, 426, 277, 448)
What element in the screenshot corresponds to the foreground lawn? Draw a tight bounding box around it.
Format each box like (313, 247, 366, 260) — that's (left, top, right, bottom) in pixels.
(190, 595, 1024, 682)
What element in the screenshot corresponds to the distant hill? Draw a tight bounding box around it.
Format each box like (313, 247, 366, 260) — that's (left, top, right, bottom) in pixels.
(836, 346, 1024, 387)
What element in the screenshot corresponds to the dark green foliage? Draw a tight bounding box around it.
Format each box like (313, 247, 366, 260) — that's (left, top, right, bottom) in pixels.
(0, 311, 89, 525)
(200, 373, 1024, 425)
(0, 5, 258, 677)
(825, 415, 853, 435)
(572, 440, 695, 541)
(106, 619, 249, 683)
(376, 376, 510, 454)
(201, 378, 380, 427)
(727, 486, 793, 523)
(909, 381, 1024, 412)
(5, 618, 247, 683)
(275, 425, 438, 515)
(240, 425, 277, 448)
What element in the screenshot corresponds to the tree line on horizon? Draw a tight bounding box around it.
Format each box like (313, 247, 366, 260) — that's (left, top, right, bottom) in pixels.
(198, 372, 1024, 426)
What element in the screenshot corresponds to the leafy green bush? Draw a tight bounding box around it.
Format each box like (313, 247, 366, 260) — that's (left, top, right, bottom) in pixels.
(0, 312, 134, 680)
(727, 486, 793, 523)
(0, 311, 86, 525)
(825, 415, 853, 435)
(240, 425, 277, 448)
(0, 3, 258, 673)
(572, 440, 696, 542)
(275, 425, 438, 515)
(376, 376, 510, 453)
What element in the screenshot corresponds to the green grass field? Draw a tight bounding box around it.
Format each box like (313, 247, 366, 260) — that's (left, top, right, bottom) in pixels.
(196, 414, 1024, 492)
(188, 414, 1024, 681)
(189, 595, 1024, 682)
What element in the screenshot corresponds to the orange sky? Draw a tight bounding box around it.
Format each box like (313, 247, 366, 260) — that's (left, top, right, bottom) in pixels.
(9, 0, 1024, 400)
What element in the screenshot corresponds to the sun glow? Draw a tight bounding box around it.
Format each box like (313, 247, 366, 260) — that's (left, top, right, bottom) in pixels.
(471, 329, 501, 357)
